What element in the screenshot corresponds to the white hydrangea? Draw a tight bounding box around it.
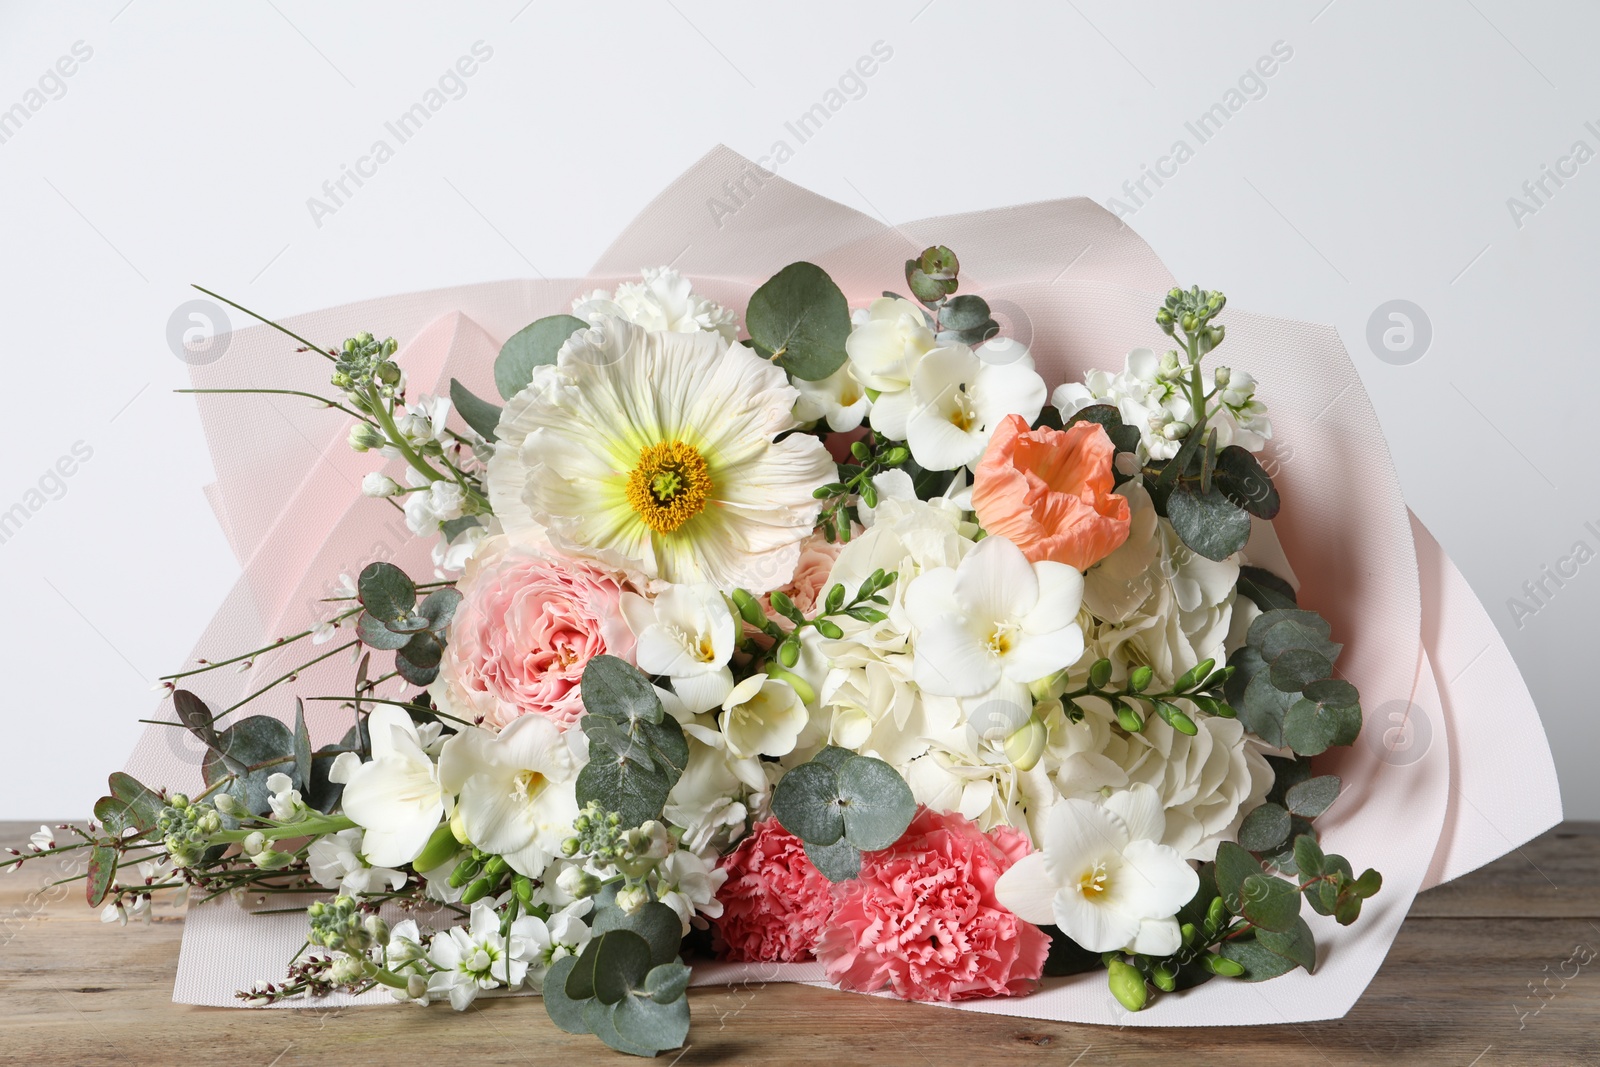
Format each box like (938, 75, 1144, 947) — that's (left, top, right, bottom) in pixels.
(1053, 348, 1270, 461)
(572, 266, 738, 341)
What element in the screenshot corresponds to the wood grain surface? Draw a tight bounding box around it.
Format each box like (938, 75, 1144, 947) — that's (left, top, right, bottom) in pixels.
(2, 821, 1595, 1066)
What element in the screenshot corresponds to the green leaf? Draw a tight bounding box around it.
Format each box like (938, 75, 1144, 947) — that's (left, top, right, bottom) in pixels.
(583, 998, 655, 1057)
(1263, 754, 1313, 806)
(1153, 421, 1206, 492)
(541, 954, 592, 1034)
(355, 611, 411, 650)
(810, 745, 855, 772)
(1238, 802, 1292, 853)
(292, 699, 313, 793)
(357, 562, 416, 624)
(1292, 834, 1326, 878)
(94, 772, 164, 836)
(1283, 679, 1363, 756)
(590, 929, 655, 1005)
(1236, 566, 1298, 612)
(1238, 873, 1302, 933)
(1258, 917, 1317, 973)
(1286, 775, 1341, 818)
(836, 755, 915, 850)
(1238, 661, 1295, 747)
(419, 588, 463, 632)
(393, 655, 439, 687)
(1064, 405, 1142, 454)
(937, 294, 998, 344)
(745, 262, 851, 381)
(1268, 648, 1332, 693)
(1217, 936, 1301, 982)
(1352, 867, 1383, 897)
(803, 837, 861, 882)
(494, 314, 587, 400)
(1167, 482, 1253, 561)
(203, 715, 296, 815)
(1248, 609, 1342, 667)
(771, 761, 844, 846)
(448, 378, 502, 442)
(399, 632, 443, 671)
(582, 656, 664, 725)
(608, 989, 691, 1056)
(591, 901, 683, 969)
(86, 845, 117, 907)
(1213, 841, 1262, 912)
(644, 960, 692, 1004)
(1258, 816, 1315, 875)
(1211, 445, 1280, 519)
(566, 937, 602, 1000)
(171, 690, 219, 750)
(575, 750, 674, 831)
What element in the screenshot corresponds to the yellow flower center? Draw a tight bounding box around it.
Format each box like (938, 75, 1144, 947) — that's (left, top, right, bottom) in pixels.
(511, 770, 548, 803)
(1077, 860, 1111, 899)
(625, 441, 712, 535)
(947, 390, 976, 432)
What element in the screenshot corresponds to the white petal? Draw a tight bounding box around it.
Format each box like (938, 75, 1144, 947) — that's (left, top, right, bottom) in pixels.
(1103, 783, 1167, 844)
(995, 852, 1060, 925)
(1117, 839, 1201, 918)
(1129, 916, 1183, 956)
(1022, 562, 1086, 634)
(955, 535, 1037, 625)
(912, 616, 998, 697)
(672, 667, 734, 715)
(998, 628, 1078, 685)
(1054, 890, 1142, 953)
(971, 362, 1047, 428)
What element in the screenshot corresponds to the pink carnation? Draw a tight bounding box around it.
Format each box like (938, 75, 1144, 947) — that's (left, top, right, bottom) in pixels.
(432, 538, 634, 730)
(814, 808, 1049, 1002)
(713, 819, 834, 963)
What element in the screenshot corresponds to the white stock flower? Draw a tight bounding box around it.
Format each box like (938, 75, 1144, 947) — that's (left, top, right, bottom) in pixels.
(361, 472, 401, 498)
(1053, 349, 1271, 462)
(334, 707, 447, 867)
(847, 297, 938, 439)
(906, 534, 1085, 702)
(1081, 483, 1239, 687)
(572, 267, 738, 342)
(402, 470, 465, 536)
(438, 714, 583, 878)
(517, 898, 595, 990)
(654, 848, 728, 934)
(307, 827, 409, 896)
(622, 584, 736, 714)
(426, 901, 530, 1010)
(718, 673, 808, 760)
(996, 783, 1198, 956)
(265, 772, 308, 822)
(791, 361, 870, 432)
(903, 345, 1046, 472)
(488, 317, 834, 591)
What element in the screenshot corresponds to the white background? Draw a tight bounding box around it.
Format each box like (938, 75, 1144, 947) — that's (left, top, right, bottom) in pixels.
(1, 0, 1594, 820)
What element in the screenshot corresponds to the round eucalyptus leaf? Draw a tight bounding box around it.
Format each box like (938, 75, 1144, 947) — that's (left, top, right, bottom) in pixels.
(771, 761, 844, 845)
(357, 562, 415, 623)
(836, 755, 915, 851)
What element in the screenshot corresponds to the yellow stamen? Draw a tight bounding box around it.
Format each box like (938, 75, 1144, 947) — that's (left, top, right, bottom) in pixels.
(1078, 860, 1110, 898)
(625, 441, 712, 534)
(512, 770, 548, 803)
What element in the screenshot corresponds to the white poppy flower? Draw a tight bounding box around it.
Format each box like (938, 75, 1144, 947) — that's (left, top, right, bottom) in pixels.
(996, 783, 1198, 955)
(622, 584, 736, 714)
(906, 534, 1085, 701)
(903, 345, 1046, 471)
(437, 715, 582, 879)
(335, 707, 447, 868)
(718, 673, 808, 760)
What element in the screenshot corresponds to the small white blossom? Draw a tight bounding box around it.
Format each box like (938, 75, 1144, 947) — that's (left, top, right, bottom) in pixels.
(29, 826, 54, 852)
(362, 472, 401, 498)
(307, 828, 409, 896)
(654, 849, 727, 934)
(265, 773, 309, 822)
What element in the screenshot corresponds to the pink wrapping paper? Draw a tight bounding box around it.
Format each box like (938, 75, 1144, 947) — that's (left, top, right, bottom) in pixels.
(134, 147, 1559, 1023)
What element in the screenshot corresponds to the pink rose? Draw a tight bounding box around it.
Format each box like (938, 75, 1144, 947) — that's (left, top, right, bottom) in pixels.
(712, 819, 835, 963)
(760, 532, 842, 619)
(432, 538, 634, 730)
(814, 807, 1048, 1002)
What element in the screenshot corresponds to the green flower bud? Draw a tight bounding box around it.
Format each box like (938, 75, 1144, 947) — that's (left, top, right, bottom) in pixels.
(374, 361, 401, 386)
(1107, 958, 1149, 1012)
(459, 875, 494, 904)
(213, 793, 240, 816)
(348, 423, 387, 453)
(330, 955, 368, 985)
(243, 831, 267, 856)
(412, 823, 460, 873)
(729, 588, 769, 628)
(1003, 716, 1048, 772)
(1212, 365, 1231, 388)
(1203, 953, 1245, 977)
(882, 446, 910, 466)
(850, 440, 872, 462)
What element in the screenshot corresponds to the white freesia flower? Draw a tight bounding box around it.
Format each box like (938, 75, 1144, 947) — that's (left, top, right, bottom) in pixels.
(903, 344, 1046, 471)
(654, 848, 728, 934)
(488, 317, 834, 591)
(307, 827, 408, 896)
(334, 707, 447, 867)
(438, 715, 583, 878)
(572, 266, 738, 342)
(718, 673, 808, 759)
(622, 584, 736, 714)
(997, 783, 1198, 955)
(1081, 483, 1239, 687)
(906, 535, 1085, 703)
(847, 297, 938, 439)
(791, 361, 870, 432)
(425, 901, 532, 1010)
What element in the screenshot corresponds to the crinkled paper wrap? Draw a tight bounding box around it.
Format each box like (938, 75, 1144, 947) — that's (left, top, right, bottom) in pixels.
(127, 147, 1560, 1024)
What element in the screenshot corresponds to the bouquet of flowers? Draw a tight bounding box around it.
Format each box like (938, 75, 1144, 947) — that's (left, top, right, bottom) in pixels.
(13, 151, 1558, 1055)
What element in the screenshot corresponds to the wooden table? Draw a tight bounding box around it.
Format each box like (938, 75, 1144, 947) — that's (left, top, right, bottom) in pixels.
(3, 821, 1595, 1065)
